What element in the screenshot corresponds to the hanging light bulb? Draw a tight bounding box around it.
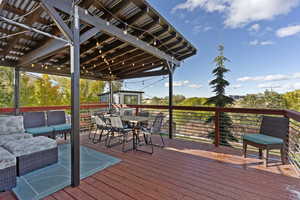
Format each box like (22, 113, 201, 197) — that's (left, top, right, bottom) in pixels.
(152, 63, 154, 66)
(153, 40, 157, 46)
(101, 55, 105, 59)
(123, 23, 128, 35)
(99, 49, 102, 54)
(96, 42, 100, 47)
(122, 61, 125, 65)
(45, 66, 48, 70)
(31, 64, 35, 67)
(93, 64, 96, 68)
(111, 59, 114, 63)
(132, 63, 135, 66)
(106, 21, 110, 26)
(142, 64, 145, 66)
(57, 67, 61, 70)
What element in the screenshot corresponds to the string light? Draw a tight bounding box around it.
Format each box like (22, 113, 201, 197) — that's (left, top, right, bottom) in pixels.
(153, 40, 157, 46)
(122, 61, 125, 65)
(57, 67, 61, 70)
(93, 1, 186, 58)
(123, 23, 128, 35)
(31, 64, 35, 67)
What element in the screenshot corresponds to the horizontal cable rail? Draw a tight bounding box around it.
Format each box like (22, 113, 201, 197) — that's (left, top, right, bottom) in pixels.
(1, 104, 299, 174)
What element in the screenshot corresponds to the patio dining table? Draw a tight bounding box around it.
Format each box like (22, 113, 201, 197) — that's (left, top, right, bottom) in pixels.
(120, 115, 153, 151)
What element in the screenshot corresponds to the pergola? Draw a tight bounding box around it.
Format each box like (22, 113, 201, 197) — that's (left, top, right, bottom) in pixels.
(0, 0, 196, 187)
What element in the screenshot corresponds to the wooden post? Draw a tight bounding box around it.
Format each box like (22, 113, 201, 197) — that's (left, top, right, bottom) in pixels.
(135, 107, 139, 116)
(215, 110, 220, 147)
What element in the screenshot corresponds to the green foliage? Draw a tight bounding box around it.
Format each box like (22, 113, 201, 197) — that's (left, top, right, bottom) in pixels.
(283, 90, 300, 111)
(0, 66, 14, 107)
(206, 45, 236, 146)
(0, 66, 106, 107)
(236, 90, 288, 110)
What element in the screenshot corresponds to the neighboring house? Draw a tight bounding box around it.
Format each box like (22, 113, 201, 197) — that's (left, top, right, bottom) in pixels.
(98, 90, 144, 105)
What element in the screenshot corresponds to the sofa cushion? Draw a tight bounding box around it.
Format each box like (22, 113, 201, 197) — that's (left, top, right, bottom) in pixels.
(50, 124, 71, 131)
(0, 133, 33, 146)
(0, 116, 24, 135)
(3, 136, 57, 157)
(26, 126, 54, 135)
(0, 147, 16, 170)
(243, 134, 284, 145)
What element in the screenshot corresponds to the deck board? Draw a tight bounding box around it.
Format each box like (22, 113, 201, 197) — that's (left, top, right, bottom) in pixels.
(2, 135, 299, 200)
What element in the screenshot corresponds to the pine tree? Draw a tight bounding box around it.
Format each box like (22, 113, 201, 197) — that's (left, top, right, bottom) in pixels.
(206, 45, 237, 146)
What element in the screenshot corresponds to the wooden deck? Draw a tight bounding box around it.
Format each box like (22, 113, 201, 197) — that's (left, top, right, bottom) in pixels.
(1, 135, 300, 200)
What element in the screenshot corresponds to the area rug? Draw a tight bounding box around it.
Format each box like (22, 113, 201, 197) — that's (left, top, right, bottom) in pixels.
(13, 144, 121, 200)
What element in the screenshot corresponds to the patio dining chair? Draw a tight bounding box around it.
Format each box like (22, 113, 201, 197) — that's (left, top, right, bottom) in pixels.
(89, 115, 110, 144)
(243, 116, 289, 167)
(138, 112, 165, 154)
(23, 112, 54, 138)
(107, 116, 133, 152)
(47, 110, 71, 140)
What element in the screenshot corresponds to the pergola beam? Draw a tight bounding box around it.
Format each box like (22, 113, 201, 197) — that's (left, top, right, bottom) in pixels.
(40, 0, 73, 42)
(119, 69, 169, 79)
(44, 0, 180, 66)
(18, 27, 99, 66)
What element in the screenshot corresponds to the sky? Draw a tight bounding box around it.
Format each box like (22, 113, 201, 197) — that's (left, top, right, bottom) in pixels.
(123, 0, 300, 98)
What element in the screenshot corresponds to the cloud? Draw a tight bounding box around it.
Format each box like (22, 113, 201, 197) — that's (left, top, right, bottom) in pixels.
(173, 0, 300, 28)
(164, 80, 189, 87)
(249, 40, 274, 46)
(258, 82, 300, 90)
(248, 24, 260, 32)
(258, 83, 281, 89)
(230, 84, 242, 89)
(188, 84, 203, 88)
(237, 73, 300, 82)
(192, 25, 213, 33)
(260, 40, 274, 45)
(164, 81, 202, 89)
(276, 25, 300, 37)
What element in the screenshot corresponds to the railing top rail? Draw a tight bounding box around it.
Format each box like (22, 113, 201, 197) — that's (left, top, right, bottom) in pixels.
(1, 104, 299, 123)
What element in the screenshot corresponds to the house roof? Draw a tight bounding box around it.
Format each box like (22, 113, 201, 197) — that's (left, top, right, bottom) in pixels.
(0, 0, 196, 80)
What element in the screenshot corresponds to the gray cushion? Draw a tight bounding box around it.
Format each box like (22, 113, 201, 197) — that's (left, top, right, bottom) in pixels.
(0, 133, 33, 146)
(0, 147, 16, 170)
(3, 136, 57, 157)
(0, 115, 25, 135)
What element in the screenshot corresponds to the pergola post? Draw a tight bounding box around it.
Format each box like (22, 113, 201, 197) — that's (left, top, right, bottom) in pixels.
(109, 81, 113, 112)
(14, 67, 20, 115)
(70, 5, 80, 187)
(168, 69, 173, 139)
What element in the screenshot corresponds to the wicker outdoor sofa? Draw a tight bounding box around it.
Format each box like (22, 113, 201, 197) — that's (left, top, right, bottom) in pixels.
(0, 115, 58, 191)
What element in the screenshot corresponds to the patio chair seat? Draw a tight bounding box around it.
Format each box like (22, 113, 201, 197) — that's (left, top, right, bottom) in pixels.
(50, 124, 71, 131)
(3, 136, 58, 176)
(26, 126, 54, 136)
(0, 133, 33, 146)
(243, 134, 283, 145)
(3, 136, 57, 157)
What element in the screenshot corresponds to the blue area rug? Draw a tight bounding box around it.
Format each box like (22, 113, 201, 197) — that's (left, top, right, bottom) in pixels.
(13, 144, 121, 200)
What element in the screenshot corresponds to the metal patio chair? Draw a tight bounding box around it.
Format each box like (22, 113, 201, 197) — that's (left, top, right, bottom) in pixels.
(243, 116, 289, 167)
(89, 115, 110, 144)
(137, 112, 165, 154)
(107, 116, 133, 152)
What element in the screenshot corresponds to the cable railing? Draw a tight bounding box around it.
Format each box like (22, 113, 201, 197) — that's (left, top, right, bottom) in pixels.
(1, 104, 299, 174)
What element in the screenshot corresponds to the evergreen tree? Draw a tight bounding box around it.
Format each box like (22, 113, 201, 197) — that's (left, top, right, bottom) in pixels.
(206, 45, 237, 146)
